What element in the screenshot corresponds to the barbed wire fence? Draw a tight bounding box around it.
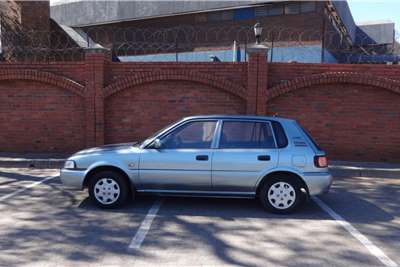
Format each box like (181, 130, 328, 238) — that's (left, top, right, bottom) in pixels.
(1, 24, 399, 64)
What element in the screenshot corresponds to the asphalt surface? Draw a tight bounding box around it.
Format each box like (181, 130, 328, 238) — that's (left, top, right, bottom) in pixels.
(0, 168, 399, 267)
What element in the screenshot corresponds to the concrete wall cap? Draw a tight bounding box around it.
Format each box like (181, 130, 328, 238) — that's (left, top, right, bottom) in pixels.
(246, 44, 269, 54)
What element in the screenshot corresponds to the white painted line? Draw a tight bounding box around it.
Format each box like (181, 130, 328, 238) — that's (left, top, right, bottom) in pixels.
(129, 199, 163, 250)
(313, 196, 398, 267)
(0, 176, 58, 202)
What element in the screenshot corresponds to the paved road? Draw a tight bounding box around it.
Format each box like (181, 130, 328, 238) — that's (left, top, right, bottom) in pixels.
(0, 168, 399, 267)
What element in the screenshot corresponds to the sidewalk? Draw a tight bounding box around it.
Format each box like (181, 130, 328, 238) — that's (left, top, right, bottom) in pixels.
(0, 153, 399, 178)
(329, 160, 400, 178)
(0, 152, 68, 169)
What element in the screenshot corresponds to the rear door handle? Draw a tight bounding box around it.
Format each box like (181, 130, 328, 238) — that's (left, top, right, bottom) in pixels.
(196, 155, 209, 161)
(257, 155, 271, 161)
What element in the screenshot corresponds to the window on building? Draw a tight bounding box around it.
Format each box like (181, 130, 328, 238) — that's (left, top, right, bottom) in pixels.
(233, 8, 255, 21)
(255, 6, 268, 17)
(267, 4, 284, 16)
(221, 10, 234, 21)
(195, 14, 208, 23)
(208, 10, 233, 22)
(285, 3, 300, 15)
(301, 2, 316, 13)
(208, 12, 221, 22)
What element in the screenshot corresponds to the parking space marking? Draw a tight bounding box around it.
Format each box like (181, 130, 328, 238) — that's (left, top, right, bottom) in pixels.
(313, 196, 398, 267)
(0, 175, 58, 202)
(128, 199, 163, 250)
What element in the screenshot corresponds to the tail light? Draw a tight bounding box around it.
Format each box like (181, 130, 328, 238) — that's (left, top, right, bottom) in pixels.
(314, 155, 328, 168)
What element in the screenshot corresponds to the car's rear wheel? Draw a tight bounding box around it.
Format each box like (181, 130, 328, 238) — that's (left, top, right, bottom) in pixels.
(259, 174, 303, 214)
(88, 170, 130, 208)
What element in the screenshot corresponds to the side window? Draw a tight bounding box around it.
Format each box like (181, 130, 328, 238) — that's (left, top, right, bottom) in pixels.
(219, 121, 276, 149)
(161, 121, 217, 149)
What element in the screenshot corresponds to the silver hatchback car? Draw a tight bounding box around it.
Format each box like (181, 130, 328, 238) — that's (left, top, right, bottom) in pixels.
(61, 115, 332, 213)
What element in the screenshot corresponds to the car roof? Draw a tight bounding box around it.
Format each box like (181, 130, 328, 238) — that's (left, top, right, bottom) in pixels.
(181, 115, 295, 123)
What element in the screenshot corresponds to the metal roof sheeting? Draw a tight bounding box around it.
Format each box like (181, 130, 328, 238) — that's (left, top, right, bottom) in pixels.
(50, 0, 280, 27)
(356, 22, 395, 45)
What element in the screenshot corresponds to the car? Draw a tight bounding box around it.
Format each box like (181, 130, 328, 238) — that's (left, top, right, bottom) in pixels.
(60, 115, 332, 213)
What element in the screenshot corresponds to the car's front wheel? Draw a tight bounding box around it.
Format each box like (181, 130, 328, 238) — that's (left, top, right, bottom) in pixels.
(259, 174, 303, 214)
(88, 170, 130, 208)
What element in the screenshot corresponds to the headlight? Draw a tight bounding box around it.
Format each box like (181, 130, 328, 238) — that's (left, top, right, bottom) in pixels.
(64, 160, 76, 169)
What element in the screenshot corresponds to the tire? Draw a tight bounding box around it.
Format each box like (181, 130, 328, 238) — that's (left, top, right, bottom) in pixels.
(259, 174, 304, 214)
(88, 170, 131, 209)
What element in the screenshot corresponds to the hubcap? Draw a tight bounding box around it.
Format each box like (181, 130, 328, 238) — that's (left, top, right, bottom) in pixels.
(267, 182, 296, 210)
(94, 178, 120, 205)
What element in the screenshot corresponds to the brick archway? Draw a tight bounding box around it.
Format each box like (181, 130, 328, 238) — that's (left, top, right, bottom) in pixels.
(103, 70, 247, 100)
(266, 72, 400, 162)
(0, 70, 85, 96)
(267, 72, 400, 101)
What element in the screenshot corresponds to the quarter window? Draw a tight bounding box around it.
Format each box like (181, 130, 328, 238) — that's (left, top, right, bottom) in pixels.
(219, 121, 276, 149)
(271, 121, 288, 148)
(161, 121, 217, 149)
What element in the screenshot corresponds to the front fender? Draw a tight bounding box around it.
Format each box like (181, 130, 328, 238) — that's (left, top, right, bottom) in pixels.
(84, 159, 139, 187)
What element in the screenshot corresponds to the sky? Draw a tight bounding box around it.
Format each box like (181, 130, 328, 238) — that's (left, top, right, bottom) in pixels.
(345, 0, 399, 32)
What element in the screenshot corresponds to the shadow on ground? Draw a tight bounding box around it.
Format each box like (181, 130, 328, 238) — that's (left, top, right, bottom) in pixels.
(0, 171, 398, 266)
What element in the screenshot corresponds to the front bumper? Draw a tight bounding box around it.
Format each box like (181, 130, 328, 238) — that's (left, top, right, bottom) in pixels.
(60, 169, 87, 190)
(302, 172, 333, 196)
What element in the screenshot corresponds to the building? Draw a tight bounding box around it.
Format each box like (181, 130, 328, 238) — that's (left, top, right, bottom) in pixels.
(49, 0, 398, 63)
(0, 1, 83, 61)
(0, 1, 398, 63)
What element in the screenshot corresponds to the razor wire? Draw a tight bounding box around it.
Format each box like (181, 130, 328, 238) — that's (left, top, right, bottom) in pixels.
(0, 24, 398, 64)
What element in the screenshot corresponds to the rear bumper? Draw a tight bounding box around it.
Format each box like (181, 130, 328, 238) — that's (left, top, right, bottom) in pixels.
(60, 169, 87, 190)
(302, 172, 333, 196)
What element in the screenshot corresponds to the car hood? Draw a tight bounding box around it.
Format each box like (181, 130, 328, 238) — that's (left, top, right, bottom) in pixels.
(73, 142, 139, 156)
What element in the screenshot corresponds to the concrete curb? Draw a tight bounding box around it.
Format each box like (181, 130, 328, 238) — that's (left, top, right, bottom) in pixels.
(0, 153, 67, 169)
(329, 160, 400, 178)
(329, 166, 400, 178)
(0, 159, 65, 169)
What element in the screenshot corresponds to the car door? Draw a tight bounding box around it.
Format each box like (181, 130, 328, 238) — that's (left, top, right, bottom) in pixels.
(212, 120, 279, 193)
(138, 120, 218, 192)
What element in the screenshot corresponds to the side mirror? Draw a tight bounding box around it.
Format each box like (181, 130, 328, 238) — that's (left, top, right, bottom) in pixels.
(152, 138, 162, 149)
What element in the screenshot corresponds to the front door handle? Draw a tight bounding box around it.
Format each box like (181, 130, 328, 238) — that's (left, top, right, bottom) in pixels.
(196, 155, 209, 161)
(257, 155, 271, 161)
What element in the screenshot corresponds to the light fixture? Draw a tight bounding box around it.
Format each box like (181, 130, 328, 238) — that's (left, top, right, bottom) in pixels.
(254, 22, 262, 45)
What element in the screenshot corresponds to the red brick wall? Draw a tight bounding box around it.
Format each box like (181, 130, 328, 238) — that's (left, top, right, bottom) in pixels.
(0, 80, 85, 152)
(268, 63, 400, 88)
(104, 80, 246, 144)
(0, 50, 400, 162)
(107, 62, 248, 89)
(267, 83, 400, 162)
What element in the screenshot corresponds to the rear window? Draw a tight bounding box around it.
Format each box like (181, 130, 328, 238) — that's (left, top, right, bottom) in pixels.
(299, 126, 322, 151)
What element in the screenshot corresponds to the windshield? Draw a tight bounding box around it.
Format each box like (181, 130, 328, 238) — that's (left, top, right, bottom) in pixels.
(139, 119, 181, 147)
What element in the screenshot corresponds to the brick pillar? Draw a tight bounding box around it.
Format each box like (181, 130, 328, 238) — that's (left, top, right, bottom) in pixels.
(246, 45, 269, 115)
(84, 48, 110, 147)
